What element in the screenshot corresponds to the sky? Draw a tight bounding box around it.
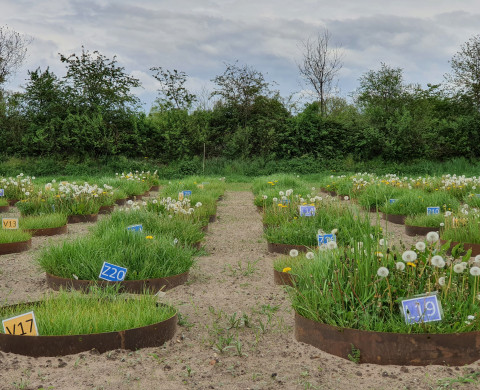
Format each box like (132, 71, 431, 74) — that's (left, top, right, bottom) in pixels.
(1, 0, 479, 112)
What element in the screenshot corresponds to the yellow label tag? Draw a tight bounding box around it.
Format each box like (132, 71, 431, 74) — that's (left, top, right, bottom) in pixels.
(2, 218, 18, 229)
(2, 311, 38, 336)
(178, 192, 184, 201)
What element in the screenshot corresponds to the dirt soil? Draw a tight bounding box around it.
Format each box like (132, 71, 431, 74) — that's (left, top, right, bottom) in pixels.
(1, 191, 479, 390)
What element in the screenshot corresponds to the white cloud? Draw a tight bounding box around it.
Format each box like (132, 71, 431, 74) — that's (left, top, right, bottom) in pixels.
(1, 0, 479, 109)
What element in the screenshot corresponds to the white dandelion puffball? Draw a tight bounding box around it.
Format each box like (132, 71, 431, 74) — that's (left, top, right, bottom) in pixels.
(289, 249, 299, 257)
(431, 255, 445, 268)
(445, 211, 452, 217)
(426, 231, 440, 243)
(344, 196, 349, 201)
(453, 263, 465, 273)
(468, 315, 475, 321)
(438, 276, 446, 286)
(286, 189, 293, 196)
(377, 267, 389, 278)
(272, 197, 278, 202)
(415, 242, 426, 252)
(279, 191, 285, 196)
(396, 262, 406, 271)
(331, 228, 338, 235)
(475, 255, 480, 263)
(319, 244, 327, 252)
(402, 250, 417, 262)
(306, 252, 315, 260)
(379, 238, 387, 246)
(327, 241, 337, 250)
(127, 199, 133, 205)
(470, 266, 480, 276)
(262, 195, 268, 200)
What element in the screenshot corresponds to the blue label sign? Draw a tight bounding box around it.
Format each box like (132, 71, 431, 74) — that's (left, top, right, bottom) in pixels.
(0, 189, 4, 197)
(299, 205, 315, 216)
(427, 207, 440, 215)
(389, 199, 397, 204)
(401, 295, 442, 324)
(99, 262, 127, 282)
(126, 224, 143, 232)
(183, 190, 192, 197)
(318, 234, 336, 245)
(281, 199, 290, 205)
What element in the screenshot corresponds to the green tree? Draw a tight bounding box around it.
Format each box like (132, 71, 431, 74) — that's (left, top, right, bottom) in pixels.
(211, 61, 272, 127)
(150, 67, 196, 110)
(59, 47, 141, 114)
(446, 34, 480, 109)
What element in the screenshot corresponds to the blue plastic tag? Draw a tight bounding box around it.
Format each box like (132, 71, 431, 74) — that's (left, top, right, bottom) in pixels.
(318, 234, 336, 245)
(401, 294, 442, 324)
(389, 199, 397, 204)
(183, 190, 192, 197)
(0, 189, 4, 197)
(126, 224, 143, 232)
(427, 207, 440, 215)
(299, 205, 315, 216)
(99, 262, 127, 282)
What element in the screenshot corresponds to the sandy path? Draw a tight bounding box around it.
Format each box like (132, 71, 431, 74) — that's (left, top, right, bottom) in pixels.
(0, 191, 479, 389)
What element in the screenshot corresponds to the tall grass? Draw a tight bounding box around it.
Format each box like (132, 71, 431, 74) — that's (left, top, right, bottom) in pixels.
(0, 288, 176, 335)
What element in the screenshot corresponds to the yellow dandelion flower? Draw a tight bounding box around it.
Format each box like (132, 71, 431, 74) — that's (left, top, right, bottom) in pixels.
(282, 267, 292, 273)
(407, 262, 416, 267)
(146, 235, 153, 239)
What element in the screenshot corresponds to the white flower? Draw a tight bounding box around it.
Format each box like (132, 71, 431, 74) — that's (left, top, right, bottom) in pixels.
(440, 222, 445, 227)
(319, 244, 327, 251)
(377, 267, 389, 278)
(262, 195, 268, 200)
(379, 238, 386, 246)
(272, 197, 278, 202)
(445, 211, 452, 217)
(453, 263, 465, 273)
(279, 191, 285, 196)
(431, 255, 445, 268)
(438, 276, 446, 286)
(402, 250, 417, 262)
(426, 231, 440, 243)
(331, 228, 338, 235)
(306, 252, 315, 260)
(396, 262, 405, 271)
(470, 266, 480, 276)
(415, 242, 426, 252)
(344, 196, 349, 201)
(474, 255, 480, 263)
(468, 315, 475, 320)
(173, 238, 179, 245)
(195, 202, 202, 208)
(286, 189, 293, 197)
(127, 200, 133, 205)
(289, 249, 299, 257)
(327, 241, 337, 250)
(24, 191, 30, 196)
(152, 199, 158, 204)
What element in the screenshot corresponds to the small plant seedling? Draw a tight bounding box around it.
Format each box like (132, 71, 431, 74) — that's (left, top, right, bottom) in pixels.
(437, 370, 480, 389)
(347, 344, 361, 364)
(178, 313, 194, 329)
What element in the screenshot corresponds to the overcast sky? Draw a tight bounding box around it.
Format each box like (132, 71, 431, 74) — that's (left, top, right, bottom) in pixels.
(1, 0, 479, 112)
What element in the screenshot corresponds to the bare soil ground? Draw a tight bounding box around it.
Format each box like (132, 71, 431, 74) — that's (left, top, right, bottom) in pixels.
(0, 191, 479, 390)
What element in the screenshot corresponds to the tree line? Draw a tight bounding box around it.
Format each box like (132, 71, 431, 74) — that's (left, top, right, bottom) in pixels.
(0, 26, 479, 165)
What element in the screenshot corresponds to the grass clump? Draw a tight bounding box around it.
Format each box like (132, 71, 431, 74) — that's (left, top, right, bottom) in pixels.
(0, 229, 31, 244)
(0, 287, 176, 336)
(38, 228, 195, 280)
(20, 213, 67, 230)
